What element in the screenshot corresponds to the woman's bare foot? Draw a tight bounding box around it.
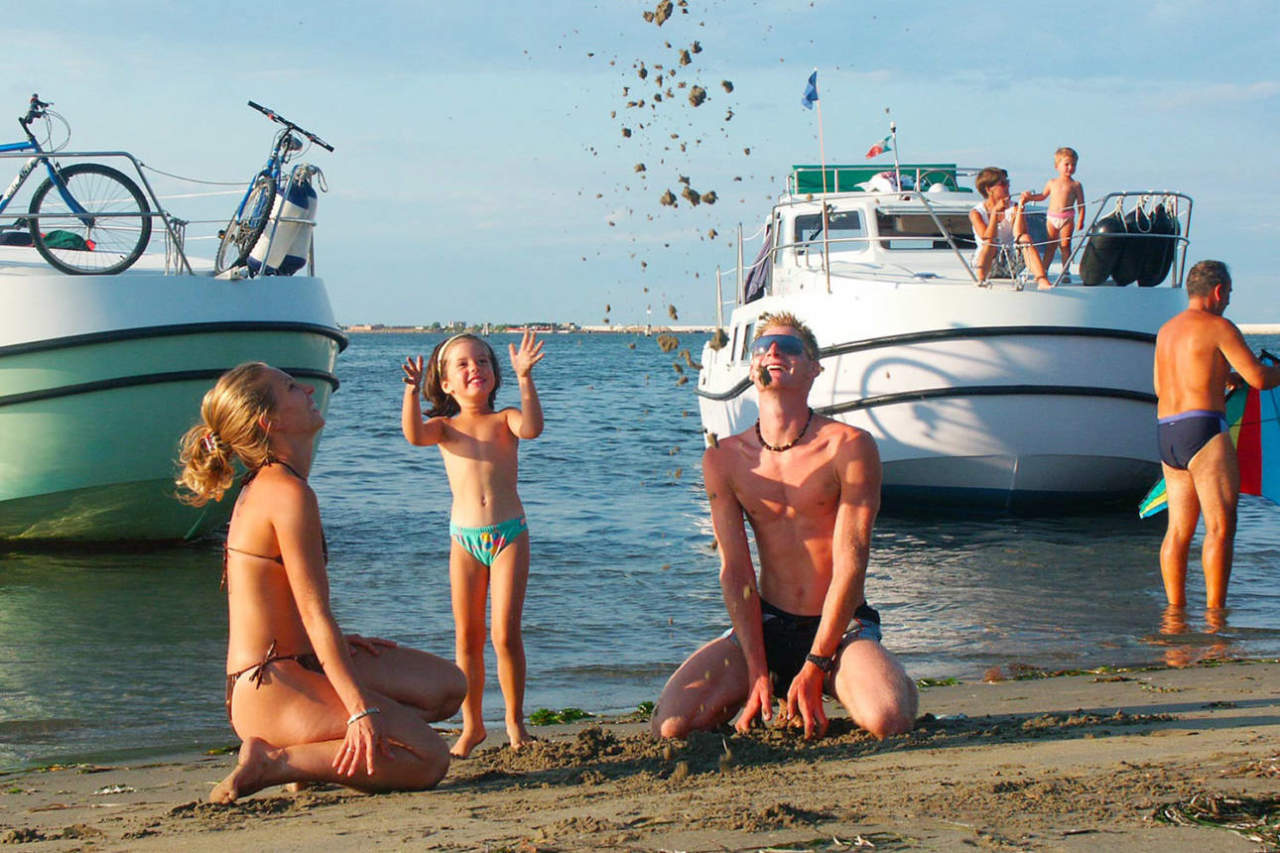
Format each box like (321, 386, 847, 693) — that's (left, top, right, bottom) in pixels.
(450, 725, 487, 758)
(1036, 276, 1054, 290)
(209, 738, 279, 804)
(507, 721, 533, 751)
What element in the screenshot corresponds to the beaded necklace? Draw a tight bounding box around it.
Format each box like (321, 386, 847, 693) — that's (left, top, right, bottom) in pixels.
(755, 408, 814, 452)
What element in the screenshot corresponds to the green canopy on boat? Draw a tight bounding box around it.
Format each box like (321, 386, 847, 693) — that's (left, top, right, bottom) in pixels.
(790, 163, 962, 194)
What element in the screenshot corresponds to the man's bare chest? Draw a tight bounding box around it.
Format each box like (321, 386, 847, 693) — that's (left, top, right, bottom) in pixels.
(735, 466, 838, 521)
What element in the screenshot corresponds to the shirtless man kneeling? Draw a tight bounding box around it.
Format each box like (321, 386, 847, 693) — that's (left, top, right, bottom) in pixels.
(652, 312, 918, 740)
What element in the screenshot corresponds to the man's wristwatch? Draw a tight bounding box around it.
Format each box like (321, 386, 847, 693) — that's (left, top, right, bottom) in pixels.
(805, 653, 836, 673)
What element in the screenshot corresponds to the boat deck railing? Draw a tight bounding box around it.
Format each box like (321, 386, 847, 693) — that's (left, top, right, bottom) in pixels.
(713, 187, 1193, 317)
(0, 149, 194, 274)
(0, 150, 322, 278)
(1060, 191, 1193, 288)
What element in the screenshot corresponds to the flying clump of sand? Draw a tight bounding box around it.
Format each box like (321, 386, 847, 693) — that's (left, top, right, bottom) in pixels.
(578, 0, 767, 364)
(642, 0, 677, 26)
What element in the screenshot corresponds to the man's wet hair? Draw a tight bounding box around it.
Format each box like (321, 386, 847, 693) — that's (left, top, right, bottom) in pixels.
(1186, 260, 1231, 298)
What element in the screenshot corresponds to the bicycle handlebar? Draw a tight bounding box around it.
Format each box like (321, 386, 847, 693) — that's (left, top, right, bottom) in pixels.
(246, 100, 334, 152)
(20, 93, 50, 127)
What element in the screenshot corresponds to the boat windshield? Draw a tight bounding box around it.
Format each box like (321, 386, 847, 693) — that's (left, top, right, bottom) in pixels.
(793, 210, 867, 255)
(875, 212, 975, 251)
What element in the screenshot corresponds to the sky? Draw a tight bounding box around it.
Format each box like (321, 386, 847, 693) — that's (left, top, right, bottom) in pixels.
(8, 0, 1278, 324)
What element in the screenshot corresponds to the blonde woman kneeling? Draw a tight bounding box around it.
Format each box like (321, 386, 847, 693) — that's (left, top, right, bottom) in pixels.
(178, 362, 465, 803)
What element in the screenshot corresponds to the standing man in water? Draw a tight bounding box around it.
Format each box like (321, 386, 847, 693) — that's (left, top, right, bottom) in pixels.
(652, 312, 917, 741)
(1154, 260, 1280, 610)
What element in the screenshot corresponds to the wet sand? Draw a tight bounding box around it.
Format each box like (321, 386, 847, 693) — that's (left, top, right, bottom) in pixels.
(2, 660, 1277, 851)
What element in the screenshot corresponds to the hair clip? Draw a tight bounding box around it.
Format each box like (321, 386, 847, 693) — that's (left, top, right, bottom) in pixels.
(201, 431, 220, 454)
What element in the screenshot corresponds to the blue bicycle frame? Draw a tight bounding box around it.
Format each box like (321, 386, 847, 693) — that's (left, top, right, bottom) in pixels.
(215, 100, 332, 274)
(0, 138, 91, 227)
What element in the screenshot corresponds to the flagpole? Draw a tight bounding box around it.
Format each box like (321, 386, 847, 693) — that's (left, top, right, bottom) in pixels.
(815, 71, 831, 294)
(890, 120, 901, 190)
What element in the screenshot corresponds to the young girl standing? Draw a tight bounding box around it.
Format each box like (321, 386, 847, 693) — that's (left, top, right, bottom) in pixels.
(401, 330, 544, 757)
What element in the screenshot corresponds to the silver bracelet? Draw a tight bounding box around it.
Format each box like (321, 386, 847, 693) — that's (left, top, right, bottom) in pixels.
(346, 707, 381, 726)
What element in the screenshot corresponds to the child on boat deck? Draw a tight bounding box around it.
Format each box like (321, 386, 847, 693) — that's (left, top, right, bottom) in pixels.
(1023, 147, 1085, 276)
(401, 330, 545, 758)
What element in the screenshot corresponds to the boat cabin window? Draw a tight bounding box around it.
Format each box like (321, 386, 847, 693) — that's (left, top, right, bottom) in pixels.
(874, 212, 975, 251)
(793, 210, 866, 255)
(738, 321, 754, 360)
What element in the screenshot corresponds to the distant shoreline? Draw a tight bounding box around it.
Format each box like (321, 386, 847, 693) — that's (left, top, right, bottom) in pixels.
(1240, 323, 1280, 334)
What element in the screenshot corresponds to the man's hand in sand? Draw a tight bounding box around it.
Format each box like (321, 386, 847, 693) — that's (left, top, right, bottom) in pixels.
(786, 665, 829, 739)
(402, 355, 425, 391)
(509, 329, 545, 378)
(734, 673, 775, 734)
(334, 711, 394, 777)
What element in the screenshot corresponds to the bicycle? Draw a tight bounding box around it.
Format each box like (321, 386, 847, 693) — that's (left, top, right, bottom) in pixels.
(0, 94, 152, 275)
(214, 101, 333, 275)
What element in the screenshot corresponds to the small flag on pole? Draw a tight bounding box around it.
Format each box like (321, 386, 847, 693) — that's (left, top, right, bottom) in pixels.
(865, 135, 892, 159)
(801, 71, 818, 110)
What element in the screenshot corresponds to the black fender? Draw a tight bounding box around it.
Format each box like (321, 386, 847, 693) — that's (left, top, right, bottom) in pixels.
(1138, 203, 1179, 287)
(1080, 213, 1125, 286)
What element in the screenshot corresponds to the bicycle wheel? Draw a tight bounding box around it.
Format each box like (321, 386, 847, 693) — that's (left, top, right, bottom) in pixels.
(28, 163, 152, 275)
(214, 174, 276, 274)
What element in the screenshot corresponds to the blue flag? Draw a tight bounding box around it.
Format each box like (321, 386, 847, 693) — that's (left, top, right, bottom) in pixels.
(801, 71, 818, 109)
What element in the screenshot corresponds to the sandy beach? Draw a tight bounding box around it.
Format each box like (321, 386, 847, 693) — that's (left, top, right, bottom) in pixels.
(2, 660, 1277, 851)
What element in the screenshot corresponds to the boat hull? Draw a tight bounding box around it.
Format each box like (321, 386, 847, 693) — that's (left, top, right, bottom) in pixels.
(0, 268, 344, 541)
(697, 282, 1185, 511)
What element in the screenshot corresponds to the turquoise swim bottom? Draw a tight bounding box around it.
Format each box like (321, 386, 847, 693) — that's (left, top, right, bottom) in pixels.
(449, 516, 528, 567)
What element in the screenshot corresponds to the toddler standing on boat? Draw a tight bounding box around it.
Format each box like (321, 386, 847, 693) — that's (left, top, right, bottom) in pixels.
(401, 330, 545, 757)
(1024, 147, 1086, 278)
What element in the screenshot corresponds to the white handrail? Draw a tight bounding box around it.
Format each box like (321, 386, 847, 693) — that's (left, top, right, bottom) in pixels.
(0, 149, 193, 274)
(704, 188, 1193, 291)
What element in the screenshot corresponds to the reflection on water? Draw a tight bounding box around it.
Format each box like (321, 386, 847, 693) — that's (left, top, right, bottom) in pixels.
(1146, 604, 1236, 669)
(0, 544, 229, 769)
(2, 333, 1278, 770)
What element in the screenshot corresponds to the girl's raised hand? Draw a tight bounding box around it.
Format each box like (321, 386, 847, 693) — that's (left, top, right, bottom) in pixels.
(402, 355, 425, 392)
(509, 329, 545, 378)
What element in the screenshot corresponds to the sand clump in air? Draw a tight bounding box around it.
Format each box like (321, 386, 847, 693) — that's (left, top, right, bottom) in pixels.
(642, 0, 676, 26)
(584, 0, 755, 344)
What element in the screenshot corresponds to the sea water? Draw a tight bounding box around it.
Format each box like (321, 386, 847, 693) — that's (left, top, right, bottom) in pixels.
(1, 332, 1277, 770)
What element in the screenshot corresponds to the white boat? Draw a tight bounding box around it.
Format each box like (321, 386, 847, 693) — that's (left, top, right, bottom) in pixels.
(0, 169, 344, 542)
(696, 163, 1191, 511)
